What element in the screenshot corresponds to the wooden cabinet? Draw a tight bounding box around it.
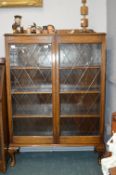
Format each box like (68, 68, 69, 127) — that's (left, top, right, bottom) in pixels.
(0, 58, 9, 173)
(5, 32, 106, 166)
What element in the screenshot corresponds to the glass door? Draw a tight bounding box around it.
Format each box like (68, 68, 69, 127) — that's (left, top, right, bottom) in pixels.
(10, 43, 53, 137)
(59, 43, 101, 137)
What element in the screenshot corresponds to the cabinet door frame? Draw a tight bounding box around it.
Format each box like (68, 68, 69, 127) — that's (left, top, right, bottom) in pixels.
(5, 35, 57, 145)
(56, 34, 106, 145)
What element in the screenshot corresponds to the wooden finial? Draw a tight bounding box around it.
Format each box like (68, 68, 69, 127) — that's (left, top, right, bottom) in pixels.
(80, 0, 89, 32)
(82, 0, 86, 3)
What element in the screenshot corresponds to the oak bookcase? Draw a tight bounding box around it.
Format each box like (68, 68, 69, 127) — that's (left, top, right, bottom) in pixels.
(5, 32, 106, 166)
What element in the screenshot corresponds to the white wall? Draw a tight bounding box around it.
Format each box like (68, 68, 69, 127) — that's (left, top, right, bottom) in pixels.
(105, 0, 116, 140)
(0, 0, 106, 57)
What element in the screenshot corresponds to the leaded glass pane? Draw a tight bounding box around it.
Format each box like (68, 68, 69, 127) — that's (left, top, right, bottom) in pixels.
(60, 44, 101, 67)
(59, 44, 101, 136)
(10, 44, 53, 136)
(60, 94, 100, 115)
(10, 44, 52, 67)
(13, 118, 52, 136)
(60, 118, 99, 136)
(60, 68, 100, 91)
(11, 69, 52, 93)
(12, 94, 52, 136)
(12, 94, 52, 115)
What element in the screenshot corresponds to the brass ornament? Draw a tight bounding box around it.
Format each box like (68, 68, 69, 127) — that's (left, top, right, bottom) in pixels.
(0, 0, 42, 7)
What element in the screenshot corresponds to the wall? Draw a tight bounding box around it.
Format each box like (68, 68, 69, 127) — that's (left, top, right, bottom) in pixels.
(105, 0, 116, 140)
(0, 0, 106, 57)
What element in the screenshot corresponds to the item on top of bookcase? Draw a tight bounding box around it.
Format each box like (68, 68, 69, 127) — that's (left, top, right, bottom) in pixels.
(30, 23, 37, 33)
(36, 26, 42, 34)
(12, 15, 24, 33)
(47, 24, 55, 34)
(80, 0, 94, 32)
(42, 26, 48, 34)
(26, 27, 31, 34)
(26, 23, 42, 34)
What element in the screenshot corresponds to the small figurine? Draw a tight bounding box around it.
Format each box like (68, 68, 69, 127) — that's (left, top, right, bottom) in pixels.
(36, 26, 42, 34)
(26, 23, 55, 35)
(47, 24, 55, 34)
(26, 23, 42, 34)
(26, 27, 31, 34)
(30, 23, 37, 33)
(101, 133, 116, 175)
(42, 26, 48, 34)
(12, 15, 24, 33)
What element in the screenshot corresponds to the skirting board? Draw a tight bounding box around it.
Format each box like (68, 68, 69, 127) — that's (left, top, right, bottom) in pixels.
(21, 146, 94, 152)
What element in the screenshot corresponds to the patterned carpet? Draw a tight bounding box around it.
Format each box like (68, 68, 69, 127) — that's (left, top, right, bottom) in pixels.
(1, 151, 103, 175)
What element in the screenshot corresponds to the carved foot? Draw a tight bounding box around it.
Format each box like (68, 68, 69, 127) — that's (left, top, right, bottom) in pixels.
(8, 147, 19, 167)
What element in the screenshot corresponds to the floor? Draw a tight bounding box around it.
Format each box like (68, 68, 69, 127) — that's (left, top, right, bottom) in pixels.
(1, 151, 103, 175)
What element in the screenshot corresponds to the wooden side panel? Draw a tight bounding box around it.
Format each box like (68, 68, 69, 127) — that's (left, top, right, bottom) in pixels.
(0, 62, 9, 173)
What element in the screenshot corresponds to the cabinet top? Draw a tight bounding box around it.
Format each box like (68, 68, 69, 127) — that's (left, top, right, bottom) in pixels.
(4, 31, 106, 44)
(4, 30, 106, 37)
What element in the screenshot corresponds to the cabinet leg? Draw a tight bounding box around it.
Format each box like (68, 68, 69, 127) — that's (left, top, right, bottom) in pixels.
(95, 144, 105, 164)
(0, 162, 6, 173)
(8, 147, 19, 167)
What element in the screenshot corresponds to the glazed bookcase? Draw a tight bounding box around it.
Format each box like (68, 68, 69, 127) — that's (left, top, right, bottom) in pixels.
(5, 32, 106, 166)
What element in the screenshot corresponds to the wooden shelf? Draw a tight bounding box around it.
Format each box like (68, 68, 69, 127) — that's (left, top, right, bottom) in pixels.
(11, 66, 100, 70)
(60, 90, 100, 94)
(11, 66, 52, 70)
(60, 114, 99, 118)
(13, 114, 99, 119)
(60, 65, 100, 70)
(11, 91, 52, 95)
(13, 114, 52, 119)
